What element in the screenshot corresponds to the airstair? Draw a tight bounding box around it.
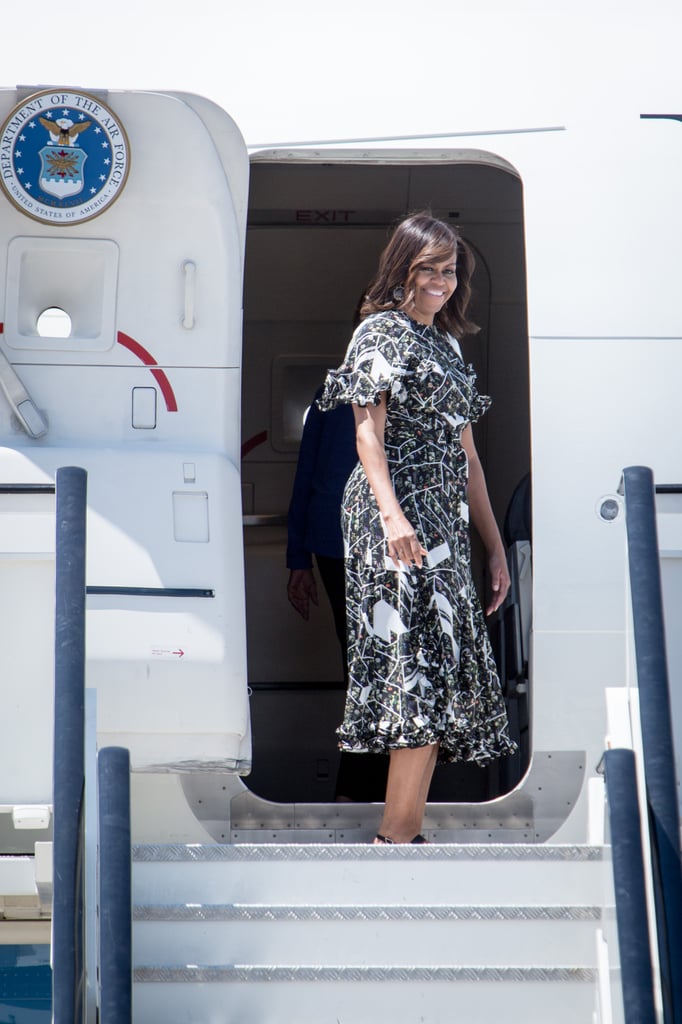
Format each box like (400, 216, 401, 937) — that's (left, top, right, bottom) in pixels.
(112, 465, 682, 1023)
(130, 839, 605, 1024)
(23, 465, 682, 1024)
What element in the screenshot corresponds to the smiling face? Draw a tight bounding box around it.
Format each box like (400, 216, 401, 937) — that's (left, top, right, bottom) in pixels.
(406, 251, 458, 325)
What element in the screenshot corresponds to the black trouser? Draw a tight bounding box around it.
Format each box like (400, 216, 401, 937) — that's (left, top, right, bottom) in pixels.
(315, 554, 348, 678)
(315, 554, 389, 802)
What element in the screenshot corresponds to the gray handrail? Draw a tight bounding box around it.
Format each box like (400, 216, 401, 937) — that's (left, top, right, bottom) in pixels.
(622, 465, 682, 1024)
(98, 746, 132, 1023)
(603, 748, 656, 1023)
(52, 466, 88, 1024)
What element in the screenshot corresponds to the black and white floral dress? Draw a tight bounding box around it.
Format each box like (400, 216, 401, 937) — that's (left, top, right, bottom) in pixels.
(319, 310, 516, 766)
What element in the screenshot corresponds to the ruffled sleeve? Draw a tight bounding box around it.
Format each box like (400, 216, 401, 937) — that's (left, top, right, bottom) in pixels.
(318, 315, 413, 411)
(467, 385, 492, 424)
(439, 333, 491, 426)
(462, 353, 491, 424)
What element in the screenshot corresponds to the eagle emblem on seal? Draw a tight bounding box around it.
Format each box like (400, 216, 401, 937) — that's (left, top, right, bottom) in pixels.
(38, 115, 92, 146)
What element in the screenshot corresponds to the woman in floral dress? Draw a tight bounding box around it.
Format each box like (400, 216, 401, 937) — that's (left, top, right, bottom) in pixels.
(319, 212, 517, 844)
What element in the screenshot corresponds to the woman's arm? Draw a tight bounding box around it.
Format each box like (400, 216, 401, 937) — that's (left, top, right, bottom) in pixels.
(353, 396, 427, 568)
(461, 424, 510, 615)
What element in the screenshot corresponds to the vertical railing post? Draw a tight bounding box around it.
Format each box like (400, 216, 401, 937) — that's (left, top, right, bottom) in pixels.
(623, 465, 682, 1024)
(52, 466, 88, 1024)
(98, 746, 132, 1024)
(604, 748, 657, 1024)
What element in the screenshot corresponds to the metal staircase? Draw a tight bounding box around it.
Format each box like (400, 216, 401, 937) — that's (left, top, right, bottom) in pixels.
(131, 841, 606, 1024)
(44, 463, 681, 1024)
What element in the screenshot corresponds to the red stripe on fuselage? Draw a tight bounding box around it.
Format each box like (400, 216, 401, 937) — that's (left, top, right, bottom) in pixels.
(117, 331, 178, 412)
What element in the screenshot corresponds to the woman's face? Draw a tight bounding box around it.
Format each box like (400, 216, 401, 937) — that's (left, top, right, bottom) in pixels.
(408, 252, 458, 325)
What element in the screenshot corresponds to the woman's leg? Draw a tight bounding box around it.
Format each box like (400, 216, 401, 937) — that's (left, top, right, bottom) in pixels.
(374, 744, 438, 843)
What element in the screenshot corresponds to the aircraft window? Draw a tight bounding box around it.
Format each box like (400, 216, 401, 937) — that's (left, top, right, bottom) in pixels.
(36, 307, 72, 339)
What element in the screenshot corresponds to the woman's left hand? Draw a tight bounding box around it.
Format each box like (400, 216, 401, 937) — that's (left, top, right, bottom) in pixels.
(486, 549, 510, 616)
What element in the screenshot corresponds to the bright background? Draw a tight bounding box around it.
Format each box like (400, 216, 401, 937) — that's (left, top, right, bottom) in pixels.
(2, 0, 680, 147)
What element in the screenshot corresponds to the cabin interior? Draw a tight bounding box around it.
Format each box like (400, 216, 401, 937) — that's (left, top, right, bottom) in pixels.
(240, 153, 531, 806)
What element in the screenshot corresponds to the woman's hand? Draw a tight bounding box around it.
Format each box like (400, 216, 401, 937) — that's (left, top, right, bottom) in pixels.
(486, 548, 510, 616)
(383, 511, 428, 569)
(287, 568, 319, 620)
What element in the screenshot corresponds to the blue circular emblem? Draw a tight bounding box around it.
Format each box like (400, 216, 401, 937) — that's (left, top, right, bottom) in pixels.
(0, 89, 130, 225)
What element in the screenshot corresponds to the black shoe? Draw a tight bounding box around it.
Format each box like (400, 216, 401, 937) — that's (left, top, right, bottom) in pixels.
(373, 833, 429, 844)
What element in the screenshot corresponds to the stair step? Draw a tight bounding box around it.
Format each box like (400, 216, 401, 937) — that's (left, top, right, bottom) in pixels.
(132, 904, 601, 968)
(132, 843, 604, 907)
(132, 965, 598, 1024)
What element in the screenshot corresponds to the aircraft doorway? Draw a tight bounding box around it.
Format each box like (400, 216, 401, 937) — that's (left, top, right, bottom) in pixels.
(241, 152, 530, 806)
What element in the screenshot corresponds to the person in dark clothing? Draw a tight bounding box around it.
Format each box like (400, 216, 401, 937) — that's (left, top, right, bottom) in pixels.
(286, 388, 357, 657)
(286, 385, 388, 801)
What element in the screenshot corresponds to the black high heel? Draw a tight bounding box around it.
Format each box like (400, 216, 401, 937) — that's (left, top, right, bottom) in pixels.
(373, 833, 429, 844)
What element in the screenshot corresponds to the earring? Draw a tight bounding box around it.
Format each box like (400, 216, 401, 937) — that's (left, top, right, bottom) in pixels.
(392, 284, 405, 303)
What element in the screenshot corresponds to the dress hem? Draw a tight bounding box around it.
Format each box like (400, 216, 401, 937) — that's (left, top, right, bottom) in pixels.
(339, 737, 518, 768)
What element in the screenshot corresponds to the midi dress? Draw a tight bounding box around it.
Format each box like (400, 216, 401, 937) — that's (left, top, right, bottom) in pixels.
(319, 309, 517, 766)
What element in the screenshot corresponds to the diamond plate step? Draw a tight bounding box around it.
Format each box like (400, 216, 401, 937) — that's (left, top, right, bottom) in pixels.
(133, 903, 601, 968)
(132, 965, 598, 1024)
(133, 843, 604, 906)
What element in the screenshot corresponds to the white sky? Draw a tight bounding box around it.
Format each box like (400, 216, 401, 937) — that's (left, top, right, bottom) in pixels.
(2, 0, 680, 147)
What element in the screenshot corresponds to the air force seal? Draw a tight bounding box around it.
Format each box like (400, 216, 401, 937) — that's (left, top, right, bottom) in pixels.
(0, 89, 130, 225)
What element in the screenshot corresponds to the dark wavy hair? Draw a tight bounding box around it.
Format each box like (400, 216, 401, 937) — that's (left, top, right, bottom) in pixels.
(360, 212, 479, 337)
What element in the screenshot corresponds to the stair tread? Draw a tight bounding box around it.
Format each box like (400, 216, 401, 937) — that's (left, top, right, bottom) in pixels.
(133, 903, 602, 921)
(133, 842, 603, 863)
(134, 963, 598, 982)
